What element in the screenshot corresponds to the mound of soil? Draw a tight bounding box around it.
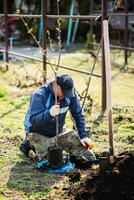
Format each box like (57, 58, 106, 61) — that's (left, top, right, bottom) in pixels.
(66, 152, 134, 200)
(66, 169, 81, 183)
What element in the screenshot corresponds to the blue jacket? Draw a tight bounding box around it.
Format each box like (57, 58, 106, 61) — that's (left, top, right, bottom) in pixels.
(24, 82, 87, 139)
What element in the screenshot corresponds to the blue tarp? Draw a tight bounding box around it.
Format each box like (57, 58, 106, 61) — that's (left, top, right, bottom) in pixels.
(36, 159, 75, 174)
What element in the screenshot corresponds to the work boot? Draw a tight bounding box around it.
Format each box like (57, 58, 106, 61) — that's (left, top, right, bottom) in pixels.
(19, 137, 36, 156)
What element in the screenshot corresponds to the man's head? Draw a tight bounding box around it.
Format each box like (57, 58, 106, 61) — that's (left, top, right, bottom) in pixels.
(52, 74, 75, 99)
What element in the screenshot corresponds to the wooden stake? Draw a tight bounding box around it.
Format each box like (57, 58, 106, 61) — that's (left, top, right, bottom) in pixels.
(103, 20, 114, 163)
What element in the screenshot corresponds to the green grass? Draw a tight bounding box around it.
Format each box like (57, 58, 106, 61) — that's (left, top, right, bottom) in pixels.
(0, 86, 7, 98)
(0, 51, 134, 199)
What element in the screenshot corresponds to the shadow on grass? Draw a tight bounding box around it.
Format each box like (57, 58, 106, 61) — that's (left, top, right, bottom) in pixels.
(0, 100, 27, 119)
(92, 112, 105, 129)
(7, 157, 62, 198)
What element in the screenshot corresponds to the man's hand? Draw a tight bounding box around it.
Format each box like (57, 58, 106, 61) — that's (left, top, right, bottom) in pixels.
(80, 137, 94, 149)
(50, 105, 60, 117)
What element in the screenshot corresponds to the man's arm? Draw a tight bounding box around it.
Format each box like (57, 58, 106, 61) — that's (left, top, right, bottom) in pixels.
(29, 93, 53, 128)
(69, 92, 94, 149)
(69, 92, 88, 139)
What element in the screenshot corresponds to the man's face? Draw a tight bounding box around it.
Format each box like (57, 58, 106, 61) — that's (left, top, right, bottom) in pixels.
(53, 82, 64, 99)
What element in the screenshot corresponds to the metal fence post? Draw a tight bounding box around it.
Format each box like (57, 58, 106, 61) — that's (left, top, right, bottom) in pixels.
(42, 0, 47, 82)
(4, 0, 8, 70)
(90, 0, 93, 50)
(124, 0, 128, 65)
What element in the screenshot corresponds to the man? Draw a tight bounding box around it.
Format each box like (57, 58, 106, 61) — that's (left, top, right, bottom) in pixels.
(20, 74, 96, 162)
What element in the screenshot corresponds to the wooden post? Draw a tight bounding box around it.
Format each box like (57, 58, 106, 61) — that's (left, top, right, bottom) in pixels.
(103, 20, 114, 163)
(4, 0, 8, 70)
(101, 0, 107, 112)
(42, 0, 47, 82)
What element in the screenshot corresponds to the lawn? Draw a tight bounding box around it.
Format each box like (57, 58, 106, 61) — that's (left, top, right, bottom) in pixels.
(0, 50, 134, 199)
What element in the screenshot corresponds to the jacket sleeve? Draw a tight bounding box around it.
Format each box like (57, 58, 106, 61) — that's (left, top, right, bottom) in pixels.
(69, 92, 87, 139)
(29, 93, 53, 129)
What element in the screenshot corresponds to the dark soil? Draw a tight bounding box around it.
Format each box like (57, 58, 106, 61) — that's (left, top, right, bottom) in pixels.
(66, 152, 134, 200)
(66, 169, 81, 183)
